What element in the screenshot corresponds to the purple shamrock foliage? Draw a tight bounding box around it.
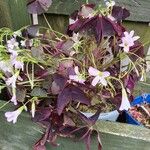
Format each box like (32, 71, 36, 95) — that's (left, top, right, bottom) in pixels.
(57, 84, 91, 115)
(1, 1, 146, 150)
(27, 0, 52, 14)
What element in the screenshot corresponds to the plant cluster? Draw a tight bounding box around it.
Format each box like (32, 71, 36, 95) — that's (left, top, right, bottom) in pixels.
(0, 0, 147, 150)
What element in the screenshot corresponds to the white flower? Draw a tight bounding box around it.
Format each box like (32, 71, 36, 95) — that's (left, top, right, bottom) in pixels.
(80, 5, 95, 18)
(6, 73, 22, 88)
(11, 55, 24, 71)
(105, 1, 115, 7)
(119, 88, 131, 111)
(0, 60, 13, 73)
(7, 38, 19, 56)
(119, 30, 140, 53)
(20, 39, 33, 47)
(72, 33, 79, 43)
(20, 40, 26, 47)
(10, 94, 17, 105)
(28, 39, 33, 47)
(88, 67, 110, 86)
(5, 106, 24, 124)
(69, 66, 85, 84)
(14, 30, 22, 37)
(7, 38, 19, 49)
(8, 49, 18, 56)
(69, 18, 78, 25)
(31, 101, 36, 118)
(6, 75, 18, 88)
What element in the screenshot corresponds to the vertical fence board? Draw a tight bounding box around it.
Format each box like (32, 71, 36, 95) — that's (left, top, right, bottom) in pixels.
(0, 0, 12, 28)
(38, 14, 69, 33)
(7, 0, 31, 30)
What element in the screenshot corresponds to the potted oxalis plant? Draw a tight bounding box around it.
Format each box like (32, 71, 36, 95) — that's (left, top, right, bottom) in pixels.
(0, 0, 147, 149)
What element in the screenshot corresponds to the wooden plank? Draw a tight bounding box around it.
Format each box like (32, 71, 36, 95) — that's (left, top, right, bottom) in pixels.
(6, 0, 31, 30)
(0, 0, 12, 28)
(38, 14, 69, 33)
(47, 0, 150, 22)
(0, 100, 150, 150)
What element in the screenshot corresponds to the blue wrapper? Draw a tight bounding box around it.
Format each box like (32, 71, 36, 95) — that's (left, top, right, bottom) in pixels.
(125, 93, 150, 125)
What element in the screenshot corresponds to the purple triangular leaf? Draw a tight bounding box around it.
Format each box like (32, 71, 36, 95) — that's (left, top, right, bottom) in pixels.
(53, 74, 68, 90)
(70, 10, 79, 21)
(70, 15, 123, 44)
(84, 131, 91, 150)
(33, 145, 46, 150)
(77, 111, 91, 125)
(80, 130, 92, 150)
(22, 25, 39, 38)
(57, 85, 90, 115)
(78, 110, 100, 126)
(33, 125, 51, 150)
(27, 0, 52, 14)
(89, 110, 101, 125)
(27, 25, 39, 37)
(48, 130, 59, 147)
(33, 107, 51, 122)
(112, 6, 130, 21)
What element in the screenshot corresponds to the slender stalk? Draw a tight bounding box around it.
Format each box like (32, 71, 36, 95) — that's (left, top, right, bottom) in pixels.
(0, 100, 11, 110)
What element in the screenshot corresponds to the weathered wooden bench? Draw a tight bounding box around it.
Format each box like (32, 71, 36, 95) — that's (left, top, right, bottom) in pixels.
(0, 100, 150, 150)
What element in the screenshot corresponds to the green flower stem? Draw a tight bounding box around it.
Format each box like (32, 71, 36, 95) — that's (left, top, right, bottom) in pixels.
(17, 79, 44, 86)
(0, 100, 11, 110)
(42, 15, 68, 39)
(26, 62, 34, 89)
(60, 57, 83, 66)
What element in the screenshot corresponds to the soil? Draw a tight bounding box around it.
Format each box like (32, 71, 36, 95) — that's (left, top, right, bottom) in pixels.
(128, 103, 150, 128)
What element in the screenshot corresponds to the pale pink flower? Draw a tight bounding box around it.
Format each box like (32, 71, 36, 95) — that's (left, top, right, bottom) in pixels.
(31, 101, 36, 118)
(28, 39, 33, 47)
(69, 18, 78, 25)
(6, 74, 18, 88)
(69, 66, 85, 84)
(11, 55, 24, 70)
(72, 33, 79, 43)
(5, 106, 24, 124)
(0, 60, 13, 73)
(119, 88, 131, 111)
(8, 49, 18, 56)
(80, 5, 95, 18)
(13, 60, 24, 70)
(88, 67, 110, 86)
(10, 94, 17, 105)
(119, 30, 140, 53)
(70, 50, 76, 56)
(105, 1, 115, 7)
(6, 73, 22, 88)
(7, 38, 19, 49)
(7, 38, 19, 56)
(20, 40, 26, 47)
(20, 39, 33, 47)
